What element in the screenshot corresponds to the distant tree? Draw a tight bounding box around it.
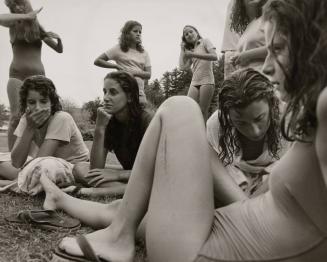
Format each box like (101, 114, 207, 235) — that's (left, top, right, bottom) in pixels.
(82, 97, 103, 124)
(0, 104, 9, 127)
(61, 98, 79, 115)
(145, 79, 164, 107)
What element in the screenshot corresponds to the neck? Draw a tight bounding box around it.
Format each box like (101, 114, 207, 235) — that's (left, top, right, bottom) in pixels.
(245, 5, 258, 21)
(115, 107, 130, 124)
(129, 42, 137, 49)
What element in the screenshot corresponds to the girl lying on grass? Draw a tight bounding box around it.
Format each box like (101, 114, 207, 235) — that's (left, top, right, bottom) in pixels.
(70, 71, 153, 197)
(0, 75, 89, 181)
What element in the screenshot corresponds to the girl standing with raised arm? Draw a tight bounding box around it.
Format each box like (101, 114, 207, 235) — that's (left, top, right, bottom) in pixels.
(179, 25, 217, 120)
(2, 0, 63, 150)
(94, 20, 151, 104)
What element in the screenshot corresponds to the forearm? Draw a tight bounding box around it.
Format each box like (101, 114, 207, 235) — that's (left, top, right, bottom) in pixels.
(130, 70, 151, 80)
(11, 128, 34, 168)
(191, 52, 217, 61)
(240, 46, 267, 61)
(94, 59, 120, 69)
(90, 126, 107, 169)
(179, 52, 191, 70)
(0, 13, 31, 26)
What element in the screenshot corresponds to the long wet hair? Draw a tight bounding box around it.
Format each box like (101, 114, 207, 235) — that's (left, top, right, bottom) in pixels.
(5, 0, 45, 43)
(19, 75, 62, 115)
(181, 25, 202, 50)
(230, 0, 267, 34)
(119, 20, 144, 53)
(218, 68, 281, 165)
(263, 0, 327, 141)
(104, 71, 144, 153)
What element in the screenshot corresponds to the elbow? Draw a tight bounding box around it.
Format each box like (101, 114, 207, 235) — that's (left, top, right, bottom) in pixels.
(94, 59, 101, 66)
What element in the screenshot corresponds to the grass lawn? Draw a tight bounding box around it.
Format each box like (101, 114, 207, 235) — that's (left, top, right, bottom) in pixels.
(0, 133, 147, 262)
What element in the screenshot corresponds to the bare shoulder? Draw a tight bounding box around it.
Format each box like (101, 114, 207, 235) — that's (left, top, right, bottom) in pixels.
(317, 87, 327, 122)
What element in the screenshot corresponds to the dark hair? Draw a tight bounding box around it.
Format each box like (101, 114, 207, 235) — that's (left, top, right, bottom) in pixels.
(263, 0, 327, 141)
(181, 25, 202, 50)
(119, 20, 144, 53)
(230, 0, 267, 34)
(218, 68, 281, 165)
(104, 71, 144, 153)
(19, 75, 62, 115)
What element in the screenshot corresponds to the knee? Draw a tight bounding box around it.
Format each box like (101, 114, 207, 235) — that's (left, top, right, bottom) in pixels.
(158, 96, 201, 118)
(72, 162, 90, 184)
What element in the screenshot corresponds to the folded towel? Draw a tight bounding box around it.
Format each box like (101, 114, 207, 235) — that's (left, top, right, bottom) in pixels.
(17, 156, 75, 195)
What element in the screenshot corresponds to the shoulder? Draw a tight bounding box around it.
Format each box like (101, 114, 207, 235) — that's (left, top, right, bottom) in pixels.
(51, 111, 73, 122)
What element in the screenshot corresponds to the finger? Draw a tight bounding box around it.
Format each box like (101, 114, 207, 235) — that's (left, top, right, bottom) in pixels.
(88, 176, 104, 186)
(36, 7, 43, 13)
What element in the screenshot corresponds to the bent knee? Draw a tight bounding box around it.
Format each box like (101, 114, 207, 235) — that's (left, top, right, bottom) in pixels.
(72, 162, 90, 182)
(158, 96, 201, 116)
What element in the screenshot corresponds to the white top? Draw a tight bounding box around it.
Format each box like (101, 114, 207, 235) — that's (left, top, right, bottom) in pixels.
(105, 44, 151, 97)
(14, 111, 89, 164)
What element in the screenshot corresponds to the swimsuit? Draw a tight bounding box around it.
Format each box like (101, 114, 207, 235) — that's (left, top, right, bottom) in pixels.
(9, 39, 45, 81)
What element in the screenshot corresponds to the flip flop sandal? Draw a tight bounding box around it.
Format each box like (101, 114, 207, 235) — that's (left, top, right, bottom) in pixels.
(51, 235, 109, 262)
(5, 210, 81, 230)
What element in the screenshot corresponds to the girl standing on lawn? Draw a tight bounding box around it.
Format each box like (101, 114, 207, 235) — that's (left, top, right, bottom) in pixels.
(2, 0, 63, 151)
(179, 25, 217, 120)
(94, 20, 151, 104)
(229, 0, 268, 72)
(51, 0, 327, 261)
(0, 75, 89, 180)
(72, 71, 153, 197)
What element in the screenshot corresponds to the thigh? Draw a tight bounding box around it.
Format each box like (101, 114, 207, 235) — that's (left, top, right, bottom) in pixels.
(198, 84, 214, 110)
(146, 96, 215, 262)
(7, 78, 23, 115)
(187, 85, 200, 103)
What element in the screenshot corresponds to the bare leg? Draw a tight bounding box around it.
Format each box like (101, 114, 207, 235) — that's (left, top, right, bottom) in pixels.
(187, 85, 200, 103)
(57, 97, 215, 262)
(40, 175, 120, 229)
(0, 162, 19, 180)
(7, 78, 23, 150)
(198, 84, 215, 121)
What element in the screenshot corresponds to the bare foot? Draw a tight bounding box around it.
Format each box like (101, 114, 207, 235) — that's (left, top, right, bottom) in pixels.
(59, 227, 135, 262)
(40, 175, 65, 210)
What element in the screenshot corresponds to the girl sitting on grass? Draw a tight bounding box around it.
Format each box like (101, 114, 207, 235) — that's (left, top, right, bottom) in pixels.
(0, 75, 89, 181)
(207, 68, 289, 197)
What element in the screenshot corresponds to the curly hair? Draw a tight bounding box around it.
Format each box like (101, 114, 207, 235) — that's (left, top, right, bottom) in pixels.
(119, 20, 144, 53)
(181, 25, 202, 50)
(230, 0, 268, 34)
(218, 68, 281, 165)
(263, 0, 327, 141)
(104, 71, 144, 153)
(19, 75, 62, 115)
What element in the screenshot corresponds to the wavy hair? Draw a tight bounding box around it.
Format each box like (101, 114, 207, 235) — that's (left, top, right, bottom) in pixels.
(230, 0, 268, 34)
(263, 0, 327, 141)
(19, 75, 62, 115)
(5, 0, 45, 43)
(119, 20, 144, 53)
(181, 25, 202, 50)
(104, 71, 144, 153)
(218, 68, 281, 165)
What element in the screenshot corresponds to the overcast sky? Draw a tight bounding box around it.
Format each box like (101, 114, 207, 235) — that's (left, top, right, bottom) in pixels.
(0, 0, 229, 107)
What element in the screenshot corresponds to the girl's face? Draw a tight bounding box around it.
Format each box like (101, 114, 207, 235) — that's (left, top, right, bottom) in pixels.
(128, 25, 142, 44)
(103, 78, 129, 115)
(26, 90, 51, 113)
(262, 20, 290, 102)
(229, 99, 270, 141)
(183, 26, 198, 44)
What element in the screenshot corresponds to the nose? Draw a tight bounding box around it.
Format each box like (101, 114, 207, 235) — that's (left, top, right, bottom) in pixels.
(35, 101, 41, 110)
(249, 124, 262, 139)
(103, 93, 111, 102)
(262, 54, 274, 77)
